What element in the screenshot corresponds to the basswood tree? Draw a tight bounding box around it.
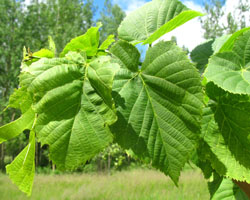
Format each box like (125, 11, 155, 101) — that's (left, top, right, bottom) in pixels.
(0, 0, 249, 199)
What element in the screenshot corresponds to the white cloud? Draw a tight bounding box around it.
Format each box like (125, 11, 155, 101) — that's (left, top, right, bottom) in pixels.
(221, 0, 250, 27)
(125, 0, 147, 14)
(154, 1, 205, 51)
(112, 0, 147, 14)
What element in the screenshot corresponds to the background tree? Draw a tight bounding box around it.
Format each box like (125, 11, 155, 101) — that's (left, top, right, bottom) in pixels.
(0, 0, 129, 172)
(99, 0, 126, 42)
(0, 0, 96, 170)
(0, 0, 25, 170)
(200, 0, 249, 39)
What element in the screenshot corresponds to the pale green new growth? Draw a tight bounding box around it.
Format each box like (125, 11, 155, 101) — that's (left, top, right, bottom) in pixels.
(218, 27, 250, 53)
(143, 10, 203, 44)
(60, 24, 102, 57)
(99, 35, 115, 50)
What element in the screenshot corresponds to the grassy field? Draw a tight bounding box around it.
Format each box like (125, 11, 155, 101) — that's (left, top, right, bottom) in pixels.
(0, 169, 209, 200)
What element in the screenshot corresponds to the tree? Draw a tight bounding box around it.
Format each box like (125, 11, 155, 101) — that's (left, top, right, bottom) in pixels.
(0, 0, 24, 170)
(0, 0, 96, 170)
(99, 0, 126, 42)
(200, 0, 250, 39)
(1, 0, 250, 199)
(21, 0, 96, 54)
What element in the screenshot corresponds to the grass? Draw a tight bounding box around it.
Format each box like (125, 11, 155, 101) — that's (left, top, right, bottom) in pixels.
(0, 169, 209, 200)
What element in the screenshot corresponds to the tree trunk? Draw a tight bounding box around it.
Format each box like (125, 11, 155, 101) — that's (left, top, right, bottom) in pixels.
(107, 153, 111, 175)
(0, 143, 5, 170)
(35, 142, 39, 167)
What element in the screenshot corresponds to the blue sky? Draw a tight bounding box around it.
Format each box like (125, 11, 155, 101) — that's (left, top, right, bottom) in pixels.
(93, 0, 208, 58)
(93, 0, 208, 51)
(93, 0, 205, 19)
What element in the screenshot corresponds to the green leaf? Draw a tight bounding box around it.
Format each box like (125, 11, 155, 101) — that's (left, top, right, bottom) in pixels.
(191, 39, 214, 73)
(212, 35, 231, 54)
(210, 177, 248, 200)
(208, 172, 223, 198)
(219, 27, 250, 53)
(8, 86, 33, 112)
(99, 35, 115, 50)
(33, 49, 54, 58)
(202, 85, 250, 183)
(6, 131, 36, 196)
(60, 25, 102, 57)
(110, 40, 140, 72)
(204, 31, 250, 94)
(110, 41, 203, 184)
(87, 56, 120, 108)
(25, 54, 119, 169)
(118, 0, 190, 44)
(48, 36, 56, 55)
(0, 108, 35, 144)
(143, 10, 204, 44)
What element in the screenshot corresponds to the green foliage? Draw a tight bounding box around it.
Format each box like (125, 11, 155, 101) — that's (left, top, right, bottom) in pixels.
(6, 131, 36, 196)
(60, 24, 102, 57)
(99, 0, 126, 42)
(205, 30, 250, 94)
(1, 0, 250, 198)
(143, 10, 203, 44)
(110, 40, 203, 184)
(25, 55, 119, 170)
(200, 0, 249, 39)
(118, 0, 202, 44)
(209, 175, 249, 200)
(190, 39, 214, 72)
(201, 98, 250, 183)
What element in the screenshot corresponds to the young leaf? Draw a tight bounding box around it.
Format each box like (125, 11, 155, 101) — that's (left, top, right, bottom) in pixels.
(6, 131, 36, 196)
(60, 25, 102, 57)
(33, 49, 54, 58)
(143, 10, 204, 44)
(0, 108, 35, 144)
(25, 54, 119, 170)
(202, 85, 250, 183)
(48, 36, 56, 55)
(0, 87, 35, 144)
(204, 31, 250, 94)
(118, 0, 202, 44)
(212, 35, 231, 54)
(99, 35, 115, 50)
(110, 41, 203, 184)
(218, 27, 250, 53)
